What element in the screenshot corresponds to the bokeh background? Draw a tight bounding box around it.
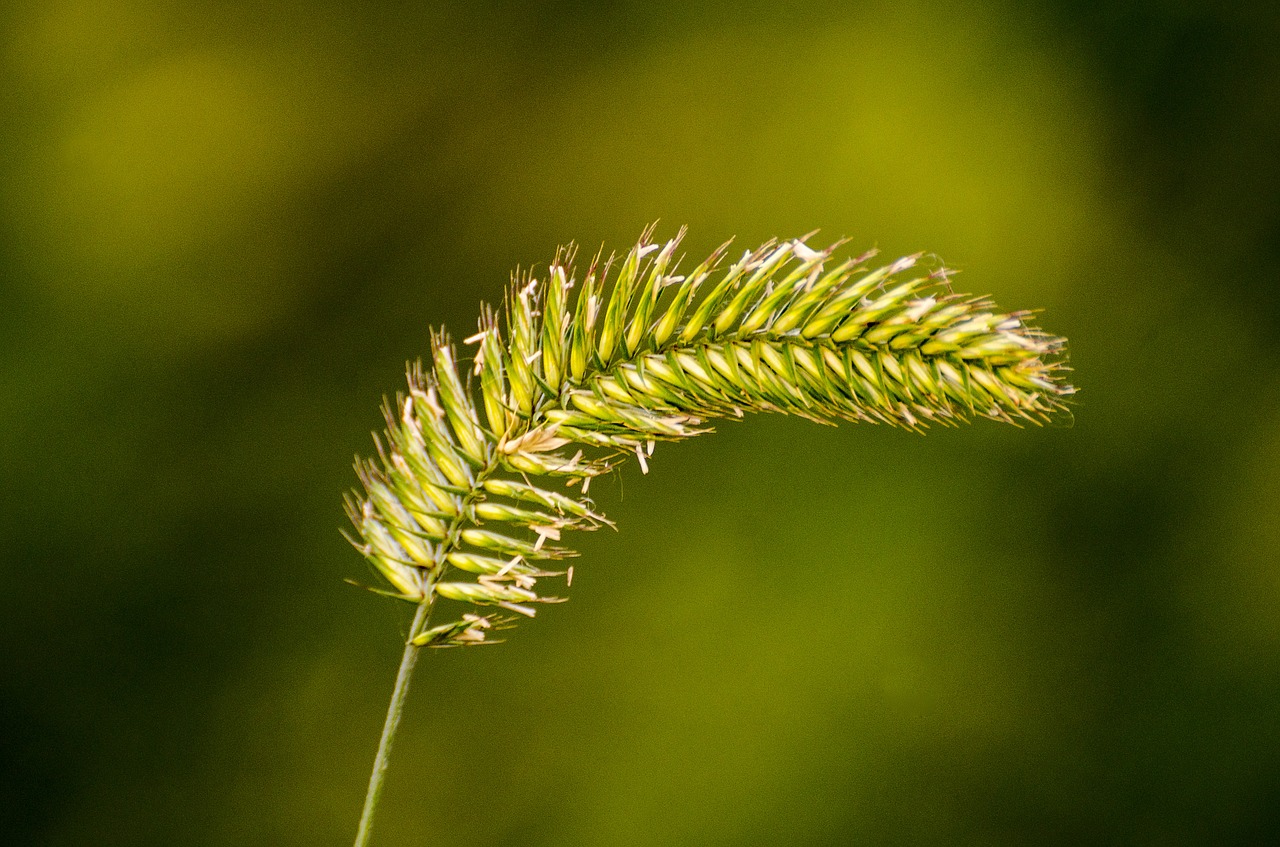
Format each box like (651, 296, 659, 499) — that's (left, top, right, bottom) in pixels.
(2, 1, 1278, 844)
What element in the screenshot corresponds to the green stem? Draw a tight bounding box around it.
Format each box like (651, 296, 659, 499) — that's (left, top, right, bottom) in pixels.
(352, 451, 503, 847)
(353, 599, 433, 847)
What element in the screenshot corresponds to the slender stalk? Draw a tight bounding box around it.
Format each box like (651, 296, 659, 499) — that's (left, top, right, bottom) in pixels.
(353, 599, 433, 847)
(352, 452, 498, 847)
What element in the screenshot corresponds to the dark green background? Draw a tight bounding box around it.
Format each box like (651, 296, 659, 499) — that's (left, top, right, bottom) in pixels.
(3, 1, 1278, 844)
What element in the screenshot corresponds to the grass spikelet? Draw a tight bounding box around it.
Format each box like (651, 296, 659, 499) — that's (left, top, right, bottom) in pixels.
(344, 225, 1075, 847)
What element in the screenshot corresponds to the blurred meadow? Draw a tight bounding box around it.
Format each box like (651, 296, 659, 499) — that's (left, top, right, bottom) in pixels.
(2, 0, 1279, 844)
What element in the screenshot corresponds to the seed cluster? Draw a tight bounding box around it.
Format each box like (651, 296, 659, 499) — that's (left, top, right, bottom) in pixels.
(346, 227, 1074, 646)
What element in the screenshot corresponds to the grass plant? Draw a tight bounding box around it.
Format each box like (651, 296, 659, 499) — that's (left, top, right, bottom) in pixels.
(344, 225, 1074, 846)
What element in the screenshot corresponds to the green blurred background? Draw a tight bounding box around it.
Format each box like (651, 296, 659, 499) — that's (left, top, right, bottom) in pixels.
(2, 1, 1278, 844)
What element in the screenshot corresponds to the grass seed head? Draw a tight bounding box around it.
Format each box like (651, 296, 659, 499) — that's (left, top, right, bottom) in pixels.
(347, 226, 1074, 637)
